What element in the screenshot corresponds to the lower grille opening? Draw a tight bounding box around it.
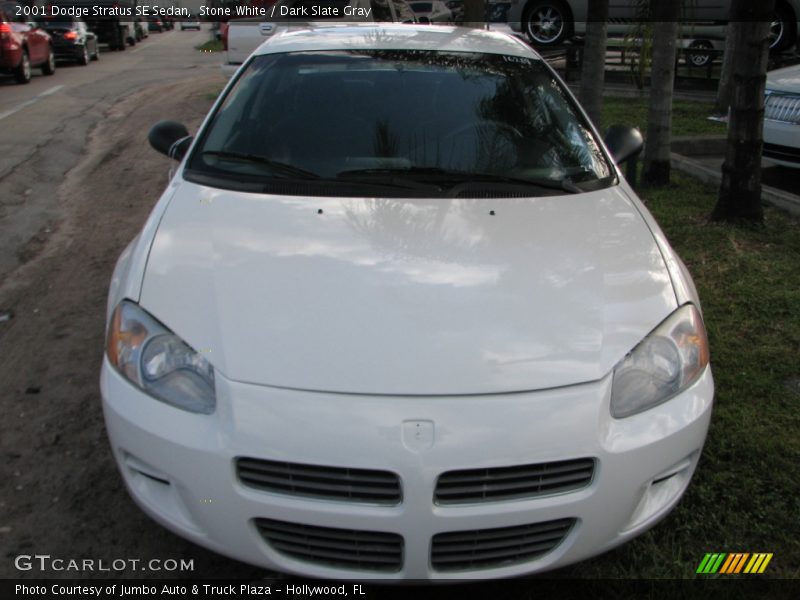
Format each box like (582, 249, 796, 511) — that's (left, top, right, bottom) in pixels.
(255, 518, 403, 572)
(431, 518, 575, 571)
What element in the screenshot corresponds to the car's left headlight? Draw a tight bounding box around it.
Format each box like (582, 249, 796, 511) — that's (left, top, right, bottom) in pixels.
(611, 304, 709, 418)
(106, 300, 216, 414)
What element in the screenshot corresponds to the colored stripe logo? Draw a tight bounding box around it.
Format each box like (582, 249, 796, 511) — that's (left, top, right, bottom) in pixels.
(696, 553, 773, 574)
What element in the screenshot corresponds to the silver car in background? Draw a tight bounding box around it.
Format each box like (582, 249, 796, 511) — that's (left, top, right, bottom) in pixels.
(506, 0, 799, 51)
(764, 64, 800, 168)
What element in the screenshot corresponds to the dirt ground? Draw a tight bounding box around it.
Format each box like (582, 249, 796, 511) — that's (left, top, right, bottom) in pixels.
(0, 75, 269, 579)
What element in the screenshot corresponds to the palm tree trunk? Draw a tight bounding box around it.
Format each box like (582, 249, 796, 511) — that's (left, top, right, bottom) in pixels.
(711, 0, 776, 223)
(715, 22, 740, 114)
(642, 2, 680, 187)
(578, 0, 609, 126)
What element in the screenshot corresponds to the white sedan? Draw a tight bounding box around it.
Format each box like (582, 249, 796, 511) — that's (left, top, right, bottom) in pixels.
(764, 63, 800, 168)
(102, 24, 713, 580)
(180, 19, 201, 31)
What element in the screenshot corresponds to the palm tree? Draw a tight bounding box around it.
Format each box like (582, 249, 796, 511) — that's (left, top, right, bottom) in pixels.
(711, 0, 776, 223)
(715, 21, 740, 114)
(642, 1, 680, 186)
(578, 0, 609, 126)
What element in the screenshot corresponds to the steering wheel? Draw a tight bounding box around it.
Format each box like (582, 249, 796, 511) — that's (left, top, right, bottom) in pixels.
(408, 120, 523, 167)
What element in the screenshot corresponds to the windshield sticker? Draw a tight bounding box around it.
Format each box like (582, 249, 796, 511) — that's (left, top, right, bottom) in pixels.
(502, 55, 532, 65)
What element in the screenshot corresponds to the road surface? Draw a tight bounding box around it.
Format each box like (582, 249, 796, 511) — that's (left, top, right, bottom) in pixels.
(0, 27, 268, 580)
(0, 26, 220, 283)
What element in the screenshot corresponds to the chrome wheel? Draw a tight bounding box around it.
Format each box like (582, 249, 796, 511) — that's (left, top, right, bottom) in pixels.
(687, 40, 713, 67)
(768, 6, 796, 52)
(15, 50, 31, 83)
(42, 47, 55, 75)
(769, 18, 785, 49)
(525, 4, 567, 46)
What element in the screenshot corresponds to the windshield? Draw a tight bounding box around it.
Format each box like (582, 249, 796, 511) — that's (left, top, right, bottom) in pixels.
(187, 49, 614, 197)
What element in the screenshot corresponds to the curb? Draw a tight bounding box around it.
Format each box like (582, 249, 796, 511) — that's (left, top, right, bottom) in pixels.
(670, 152, 800, 216)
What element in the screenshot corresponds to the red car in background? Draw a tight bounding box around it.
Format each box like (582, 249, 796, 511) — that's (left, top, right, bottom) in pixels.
(1, 0, 55, 83)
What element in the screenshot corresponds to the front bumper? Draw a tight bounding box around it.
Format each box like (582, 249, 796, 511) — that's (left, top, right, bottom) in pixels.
(764, 119, 800, 168)
(100, 357, 713, 580)
(51, 41, 85, 61)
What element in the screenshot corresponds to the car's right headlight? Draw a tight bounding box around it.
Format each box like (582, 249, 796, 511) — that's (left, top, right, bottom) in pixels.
(610, 304, 709, 418)
(106, 300, 216, 414)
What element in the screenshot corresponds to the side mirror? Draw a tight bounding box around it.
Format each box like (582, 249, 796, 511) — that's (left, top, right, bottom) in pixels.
(604, 125, 644, 165)
(148, 121, 192, 161)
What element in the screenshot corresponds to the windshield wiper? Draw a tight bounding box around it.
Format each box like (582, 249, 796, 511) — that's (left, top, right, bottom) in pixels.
(337, 167, 582, 196)
(335, 167, 445, 192)
(202, 151, 320, 179)
(445, 173, 583, 196)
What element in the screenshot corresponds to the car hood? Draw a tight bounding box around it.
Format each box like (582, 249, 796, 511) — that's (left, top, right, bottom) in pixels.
(139, 181, 676, 395)
(767, 64, 800, 94)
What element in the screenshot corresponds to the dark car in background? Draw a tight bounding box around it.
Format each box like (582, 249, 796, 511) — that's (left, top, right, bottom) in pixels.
(36, 15, 99, 65)
(148, 16, 165, 33)
(0, 0, 55, 83)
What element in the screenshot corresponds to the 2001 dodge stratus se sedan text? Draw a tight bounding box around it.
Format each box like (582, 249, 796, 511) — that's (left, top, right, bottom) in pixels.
(101, 24, 714, 580)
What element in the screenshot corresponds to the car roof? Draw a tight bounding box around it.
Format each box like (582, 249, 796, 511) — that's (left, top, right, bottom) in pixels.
(254, 24, 541, 59)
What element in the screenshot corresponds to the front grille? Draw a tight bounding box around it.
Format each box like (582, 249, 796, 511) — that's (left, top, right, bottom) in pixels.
(431, 518, 575, 571)
(435, 458, 595, 504)
(765, 92, 800, 124)
(255, 518, 403, 572)
(236, 457, 401, 504)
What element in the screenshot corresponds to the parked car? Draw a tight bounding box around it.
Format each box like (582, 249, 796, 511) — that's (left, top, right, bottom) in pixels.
(106, 24, 714, 580)
(763, 64, 800, 168)
(0, 0, 55, 83)
(407, 0, 453, 22)
(36, 15, 99, 65)
(148, 16, 165, 32)
(506, 0, 800, 51)
(180, 18, 201, 31)
(78, 0, 136, 51)
(135, 17, 150, 41)
(223, 0, 417, 74)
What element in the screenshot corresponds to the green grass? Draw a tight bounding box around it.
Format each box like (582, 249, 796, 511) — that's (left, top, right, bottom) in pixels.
(197, 39, 224, 53)
(553, 174, 800, 580)
(601, 96, 727, 137)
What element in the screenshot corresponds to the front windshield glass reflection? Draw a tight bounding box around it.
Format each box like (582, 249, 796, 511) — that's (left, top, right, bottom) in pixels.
(188, 49, 613, 196)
